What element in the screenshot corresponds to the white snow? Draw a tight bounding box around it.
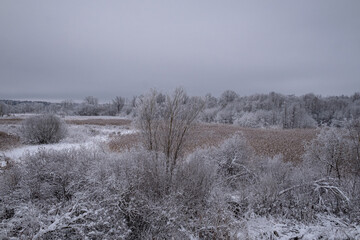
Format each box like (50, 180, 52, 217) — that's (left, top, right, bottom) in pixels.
(2, 113, 39, 119)
(1, 160, 6, 168)
(2, 124, 138, 162)
(235, 214, 360, 239)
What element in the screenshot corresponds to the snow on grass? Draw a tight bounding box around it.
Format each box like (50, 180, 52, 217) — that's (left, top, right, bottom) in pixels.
(1, 114, 132, 123)
(1, 160, 6, 168)
(64, 115, 131, 120)
(2, 124, 138, 162)
(2, 113, 39, 119)
(236, 214, 360, 239)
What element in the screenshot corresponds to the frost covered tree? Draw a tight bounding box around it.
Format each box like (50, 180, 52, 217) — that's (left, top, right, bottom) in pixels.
(112, 96, 125, 114)
(84, 96, 98, 105)
(77, 96, 101, 115)
(282, 102, 316, 129)
(346, 118, 360, 175)
(204, 93, 218, 108)
(304, 127, 353, 181)
(219, 90, 238, 107)
(136, 88, 204, 175)
(0, 102, 8, 117)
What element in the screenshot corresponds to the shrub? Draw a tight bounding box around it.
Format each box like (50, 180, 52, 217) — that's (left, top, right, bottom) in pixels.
(21, 114, 67, 144)
(213, 134, 255, 186)
(115, 147, 233, 239)
(0, 148, 130, 239)
(21, 149, 78, 202)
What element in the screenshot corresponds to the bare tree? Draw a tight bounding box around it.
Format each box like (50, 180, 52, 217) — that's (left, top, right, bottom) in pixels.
(346, 118, 360, 175)
(112, 96, 125, 114)
(84, 96, 98, 105)
(304, 127, 351, 181)
(219, 90, 238, 108)
(0, 102, 6, 117)
(136, 88, 204, 175)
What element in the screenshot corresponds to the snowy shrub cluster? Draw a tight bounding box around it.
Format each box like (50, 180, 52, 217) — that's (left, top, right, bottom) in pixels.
(0, 148, 129, 239)
(189, 130, 360, 226)
(234, 110, 279, 128)
(0, 146, 234, 239)
(302, 121, 360, 221)
(20, 114, 67, 144)
(1, 120, 360, 239)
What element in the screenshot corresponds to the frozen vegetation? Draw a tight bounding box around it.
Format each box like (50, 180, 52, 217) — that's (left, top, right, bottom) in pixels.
(0, 118, 136, 165)
(0, 89, 359, 239)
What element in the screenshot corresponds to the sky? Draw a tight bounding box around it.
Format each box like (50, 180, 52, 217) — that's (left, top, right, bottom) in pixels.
(0, 0, 359, 102)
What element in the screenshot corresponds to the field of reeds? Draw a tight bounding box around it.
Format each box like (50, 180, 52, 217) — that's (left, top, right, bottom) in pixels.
(109, 123, 317, 162)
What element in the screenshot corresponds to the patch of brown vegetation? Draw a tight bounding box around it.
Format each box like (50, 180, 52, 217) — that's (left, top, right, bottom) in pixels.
(185, 124, 317, 162)
(107, 122, 317, 163)
(184, 124, 242, 154)
(108, 133, 141, 152)
(0, 118, 22, 125)
(241, 127, 317, 162)
(66, 119, 131, 126)
(0, 131, 20, 151)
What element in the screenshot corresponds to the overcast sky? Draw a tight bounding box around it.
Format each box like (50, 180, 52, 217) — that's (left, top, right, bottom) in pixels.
(1, 0, 359, 102)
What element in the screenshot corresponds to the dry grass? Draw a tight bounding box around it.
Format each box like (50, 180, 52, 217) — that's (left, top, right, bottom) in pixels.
(187, 124, 317, 162)
(0, 118, 22, 125)
(66, 119, 131, 126)
(0, 131, 20, 151)
(108, 133, 141, 152)
(108, 123, 317, 162)
(240, 127, 317, 162)
(184, 124, 242, 154)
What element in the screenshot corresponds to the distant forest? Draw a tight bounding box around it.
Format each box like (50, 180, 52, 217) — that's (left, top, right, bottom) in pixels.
(1, 91, 360, 128)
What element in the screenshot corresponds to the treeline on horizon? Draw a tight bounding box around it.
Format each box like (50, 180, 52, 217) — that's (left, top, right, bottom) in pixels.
(1, 91, 360, 128)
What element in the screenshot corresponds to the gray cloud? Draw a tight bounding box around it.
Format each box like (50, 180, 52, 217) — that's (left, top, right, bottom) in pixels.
(1, 0, 359, 101)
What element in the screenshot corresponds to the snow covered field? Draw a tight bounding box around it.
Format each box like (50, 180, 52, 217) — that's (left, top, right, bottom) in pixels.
(1, 123, 137, 165)
(236, 214, 360, 239)
(1, 113, 132, 121)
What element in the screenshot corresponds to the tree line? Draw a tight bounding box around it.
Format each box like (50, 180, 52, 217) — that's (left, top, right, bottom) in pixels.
(1, 91, 359, 128)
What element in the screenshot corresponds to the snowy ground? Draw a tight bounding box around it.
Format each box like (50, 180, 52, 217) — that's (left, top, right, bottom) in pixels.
(236, 214, 360, 239)
(2, 114, 131, 121)
(1, 113, 39, 119)
(1, 124, 138, 164)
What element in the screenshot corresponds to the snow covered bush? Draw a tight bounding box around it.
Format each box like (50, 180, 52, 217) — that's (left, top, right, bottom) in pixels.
(199, 107, 218, 123)
(303, 127, 353, 180)
(0, 148, 130, 239)
(215, 105, 235, 123)
(20, 148, 93, 202)
(234, 112, 260, 128)
(213, 133, 255, 186)
(303, 124, 360, 221)
(115, 147, 233, 239)
(21, 114, 67, 144)
(234, 110, 281, 128)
